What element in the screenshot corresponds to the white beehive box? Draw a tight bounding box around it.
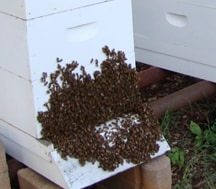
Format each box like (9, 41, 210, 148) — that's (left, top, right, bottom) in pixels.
(0, 1, 170, 188)
(0, 0, 109, 19)
(0, 0, 135, 138)
(132, 0, 216, 82)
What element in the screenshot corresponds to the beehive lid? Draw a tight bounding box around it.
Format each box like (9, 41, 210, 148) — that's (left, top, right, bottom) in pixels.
(0, 0, 108, 19)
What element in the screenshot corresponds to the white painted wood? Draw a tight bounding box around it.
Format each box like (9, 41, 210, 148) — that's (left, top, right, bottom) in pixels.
(0, 0, 109, 19)
(51, 138, 170, 189)
(0, 0, 135, 138)
(0, 120, 53, 161)
(132, 0, 216, 82)
(1, 0, 134, 82)
(0, 133, 68, 189)
(135, 48, 216, 82)
(0, 12, 30, 79)
(0, 68, 40, 137)
(26, 0, 135, 83)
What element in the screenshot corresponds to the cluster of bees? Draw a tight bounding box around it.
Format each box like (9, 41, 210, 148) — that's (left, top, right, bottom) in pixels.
(37, 46, 161, 171)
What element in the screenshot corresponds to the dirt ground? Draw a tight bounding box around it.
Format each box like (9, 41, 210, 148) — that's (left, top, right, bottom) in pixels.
(137, 63, 216, 188)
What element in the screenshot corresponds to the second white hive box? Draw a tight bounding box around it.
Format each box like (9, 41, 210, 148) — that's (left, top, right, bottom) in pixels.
(132, 0, 216, 82)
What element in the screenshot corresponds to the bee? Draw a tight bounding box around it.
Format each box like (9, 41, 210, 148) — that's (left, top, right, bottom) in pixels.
(40, 72, 48, 83)
(90, 58, 94, 64)
(56, 57, 63, 63)
(95, 59, 99, 67)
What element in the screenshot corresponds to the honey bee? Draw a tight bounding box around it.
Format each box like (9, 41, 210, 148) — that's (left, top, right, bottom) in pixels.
(56, 57, 63, 63)
(95, 59, 99, 67)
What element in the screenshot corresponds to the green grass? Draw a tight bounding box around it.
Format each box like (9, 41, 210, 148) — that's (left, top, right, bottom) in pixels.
(160, 102, 216, 189)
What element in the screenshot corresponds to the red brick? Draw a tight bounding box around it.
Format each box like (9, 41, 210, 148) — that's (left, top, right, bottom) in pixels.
(96, 165, 142, 189)
(8, 158, 25, 180)
(7, 158, 26, 189)
(118, 165, 142, 185)
(18, 168, 62, 189)
(141, 155, 172, 189)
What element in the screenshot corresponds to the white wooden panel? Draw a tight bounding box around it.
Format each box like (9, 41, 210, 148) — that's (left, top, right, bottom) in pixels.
(27, 0, 134, 83)
(1, 0, 134, 82)
(28, 0, 135, 116)
(132, 0, 216, 82)
(0, 133, 68, 188)
(135, 48, 216, 82)
(0, 0, 108, 19)
(0, 68, 40, 137)
(0, 121, 53, 161)
(51, 138, 170, 189)
(0, 12, 30, 80)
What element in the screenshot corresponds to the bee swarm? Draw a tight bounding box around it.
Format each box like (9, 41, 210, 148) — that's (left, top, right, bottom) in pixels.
(37, 46, 161, 171)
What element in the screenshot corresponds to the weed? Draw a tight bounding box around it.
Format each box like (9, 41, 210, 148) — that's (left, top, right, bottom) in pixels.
(189, 121, 203, 147)
(167, 146, 185, 169)
(161, 107, 216, 188)
(160, 109, 175, 140)
(175, 154, 201, 189)
(189, 120, 216, 150)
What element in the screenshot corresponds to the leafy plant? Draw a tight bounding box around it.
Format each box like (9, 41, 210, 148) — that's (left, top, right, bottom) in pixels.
(203, 121, 216, 148)
(190, 120, 216, 150)
(167, 146, 185, 168)
(189, 121, 203, 147)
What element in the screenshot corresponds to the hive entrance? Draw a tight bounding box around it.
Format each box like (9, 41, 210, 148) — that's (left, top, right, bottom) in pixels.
(37, 46, 161, 171)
